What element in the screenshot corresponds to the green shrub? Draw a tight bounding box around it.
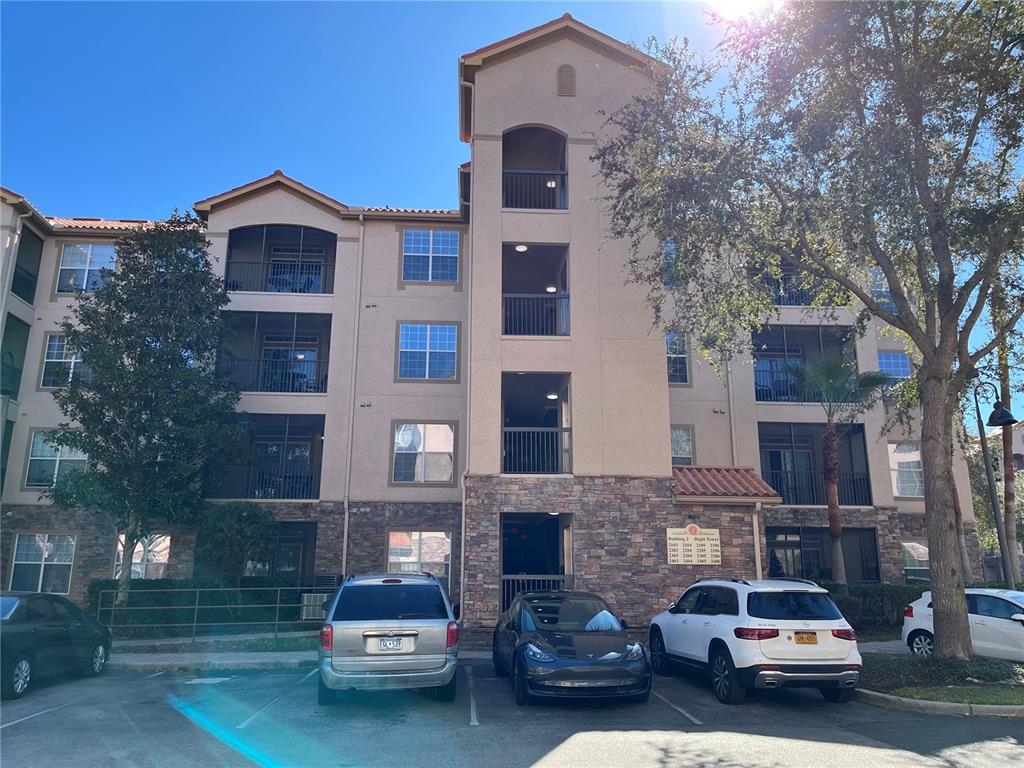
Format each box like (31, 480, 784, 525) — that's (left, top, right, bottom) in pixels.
(820, 582, 928, 631)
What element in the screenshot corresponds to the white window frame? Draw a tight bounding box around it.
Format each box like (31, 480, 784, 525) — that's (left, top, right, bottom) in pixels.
(670, 426, 694, 466)
(397, 323, 458, 381)
(878, 351, 912, 380)
(391, 422, 456, 485)
(114, 535, 171, 580)
(9, 533, 76, 594)
(40, 333, 86, 388)
(401, 229, 460, 283)
(56, 243, 115, 294)
(387, 530, 452, 586)
(889, 442, 924, 497)
(25, 430, 87, 488)
(667, 331, 689, 384)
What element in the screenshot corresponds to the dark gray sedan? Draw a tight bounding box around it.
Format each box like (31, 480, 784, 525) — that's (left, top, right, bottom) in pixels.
(492, 590, 651, 704)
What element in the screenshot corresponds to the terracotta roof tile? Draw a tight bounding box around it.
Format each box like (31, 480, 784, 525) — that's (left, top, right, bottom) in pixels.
(671, 466, 782, 503)
(360, 206, 459, 215)
(47, 217, 153, 231)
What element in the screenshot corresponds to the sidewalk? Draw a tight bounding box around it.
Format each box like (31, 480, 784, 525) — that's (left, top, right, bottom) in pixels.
(859, 640, 908, 655)
(109, 649, 491, 672)
(112, 630, 318, 649)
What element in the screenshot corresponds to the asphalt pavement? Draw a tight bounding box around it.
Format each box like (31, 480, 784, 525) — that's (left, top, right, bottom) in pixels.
(1, 661, 1021, 768)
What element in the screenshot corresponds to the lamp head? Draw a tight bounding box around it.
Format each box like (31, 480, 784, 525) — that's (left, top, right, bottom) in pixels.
(987, 401, 1018, 428)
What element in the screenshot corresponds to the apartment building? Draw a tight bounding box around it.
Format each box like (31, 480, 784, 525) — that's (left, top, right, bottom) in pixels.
(0, 15, 977, 633)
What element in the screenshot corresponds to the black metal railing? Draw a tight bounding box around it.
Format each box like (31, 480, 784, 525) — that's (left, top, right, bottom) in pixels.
(502, 427, 571, 474)
(205, 464, 321, 500)
(217, 358, 329, 393)
(764, 273, 812, 306)
(754, 368, 861, 403)
(502, 170, 568, 209)
(502, 294, 570, 336)
(11, 265, 38, 304)
(763, 470, 872, 506)
(1, 362, 22, 399)
(501, 574, 574, 611)
(224, 261, 335, 294)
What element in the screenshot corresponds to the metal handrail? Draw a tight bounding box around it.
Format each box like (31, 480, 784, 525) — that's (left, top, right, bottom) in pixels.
(502, 293, 570, 336)
(502, 427, 572, 474)
(216, 358, 329, 393)
(762, 469, 872, 506)
(500, 574, 574, 611)
(502, 170, 568, 209)
(224, 260, 336, 294)
(204, 463, 322, 500)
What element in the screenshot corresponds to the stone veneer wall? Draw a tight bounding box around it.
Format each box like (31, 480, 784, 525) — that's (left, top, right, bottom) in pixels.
(462, 475, 760, 633)
(251, 501, 346, 577)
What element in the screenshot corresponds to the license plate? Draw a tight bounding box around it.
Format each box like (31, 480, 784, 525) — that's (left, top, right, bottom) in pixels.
(794, 632, 818, 645)
(378, 638, 403, 651)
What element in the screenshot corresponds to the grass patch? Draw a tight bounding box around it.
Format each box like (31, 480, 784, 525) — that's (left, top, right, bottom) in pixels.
(853, 627, 901, 643)
(890, 685, 1024, 705)
(860, 652, 1024, 702)
(117, 634, 317, 654)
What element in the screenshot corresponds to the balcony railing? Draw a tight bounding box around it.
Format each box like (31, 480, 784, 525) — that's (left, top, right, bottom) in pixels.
(502, 170, 568, 210)
(501, 574, 574, 611)
(763, 470, 872, 506)
(754, 368, 859, 403)
(11, 265, 38, 305)
(224, 261, 335, 294)
(1, 362, 22, 399)
(502, 427, 572, 474)
(764, 273, 812, 306)
(502, 294, 570, 336)
(217, 358, 328, 393)
(205, 464, 321, 500)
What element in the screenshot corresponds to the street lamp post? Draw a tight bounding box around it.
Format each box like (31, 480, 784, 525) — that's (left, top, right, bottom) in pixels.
(973, 381, 1019, 590)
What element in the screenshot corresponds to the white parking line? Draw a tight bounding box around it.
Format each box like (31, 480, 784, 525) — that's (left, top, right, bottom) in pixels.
(236, 669, 316, 730)
(466, 666, 480, 726)
(1, 701, 74, 730)
(652, 691, 703, 725)
(144, 671, 165, 680)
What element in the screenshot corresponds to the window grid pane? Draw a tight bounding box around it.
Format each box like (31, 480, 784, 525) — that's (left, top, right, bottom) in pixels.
(402, 230, 459, 282)
(392, 423, 455, 484)
(667, 332, 688, 384)
(878, 351, 911, 379)
(10, 533, 76, 593)
(398, 324, 458, 380)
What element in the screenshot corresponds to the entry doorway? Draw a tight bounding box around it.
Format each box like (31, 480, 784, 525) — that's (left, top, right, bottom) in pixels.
(500, 513, 573, 610)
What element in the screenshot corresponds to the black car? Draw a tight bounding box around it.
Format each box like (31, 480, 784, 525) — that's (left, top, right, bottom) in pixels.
(1, 592, 111, 699)
(492, 590, 651, 704)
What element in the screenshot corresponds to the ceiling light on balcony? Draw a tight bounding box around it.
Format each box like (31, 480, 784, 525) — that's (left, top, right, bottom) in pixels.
(547, 511, 560, 516)
(545, 285, 557, 293)
(545, 180, 558, 189)
(515, 244, 529, 253)
(295, 353, 306, 360)
(546, 392, 559, 400)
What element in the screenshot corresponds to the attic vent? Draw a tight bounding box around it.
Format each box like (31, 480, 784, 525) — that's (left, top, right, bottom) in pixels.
(556, 65, 576, 97)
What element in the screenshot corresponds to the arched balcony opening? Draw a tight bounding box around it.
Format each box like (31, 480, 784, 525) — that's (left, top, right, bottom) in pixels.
(502, 126, 567, 210)
(225, 224, 337, 294)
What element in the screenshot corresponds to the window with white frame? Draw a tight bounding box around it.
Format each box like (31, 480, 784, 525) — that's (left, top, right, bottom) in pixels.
(402, 229, 460, 283)
(56, 243, 116, 294)
(392, 423, 455, 484)
(115, 535, 171, 579)
(9, 533, 76, 593)
(667, 331, 688, 384)
(25, 431, 87, 488)
(900, 541, 929, 582)
(40, 334, 91, 388)
(670, 426, 694, 466)
(397, 323, 458, 380)
(387, 530, 452, 584)
(889, 442, 924, 497)
(878, 351, 911, 380)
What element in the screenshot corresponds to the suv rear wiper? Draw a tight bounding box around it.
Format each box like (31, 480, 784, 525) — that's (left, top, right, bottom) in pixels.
(397, 613, 438, 619)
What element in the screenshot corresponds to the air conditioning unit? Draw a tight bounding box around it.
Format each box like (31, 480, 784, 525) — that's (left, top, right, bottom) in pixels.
(301, 592, 329, 621)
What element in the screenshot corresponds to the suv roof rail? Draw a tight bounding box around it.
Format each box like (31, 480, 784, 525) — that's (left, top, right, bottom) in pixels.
(695, 577, 751, 586)
(768, 577, 821, 587)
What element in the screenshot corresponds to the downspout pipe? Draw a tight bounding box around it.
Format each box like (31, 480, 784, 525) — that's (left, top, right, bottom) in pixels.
(341, 214, 366, 578)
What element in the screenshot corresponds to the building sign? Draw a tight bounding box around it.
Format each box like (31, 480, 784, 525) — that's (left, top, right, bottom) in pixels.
(667, 525, 721, 565)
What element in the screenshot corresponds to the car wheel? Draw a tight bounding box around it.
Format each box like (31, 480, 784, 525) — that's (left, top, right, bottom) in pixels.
(2, 656, 32, 700)
(85, 643, 107, 676)
(649, 629, 669, 676)
(513, 658, 531, 706)
(710, 649, 746, 705)
(317, 674, 336, 705)
(821, 687, 855, 703)
(493, 637, 508, 677)
(908, 630, 934, 657)
(435, 674, 457, 702)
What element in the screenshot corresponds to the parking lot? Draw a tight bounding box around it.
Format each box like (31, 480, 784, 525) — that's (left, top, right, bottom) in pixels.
(2, 661, 1022, 767)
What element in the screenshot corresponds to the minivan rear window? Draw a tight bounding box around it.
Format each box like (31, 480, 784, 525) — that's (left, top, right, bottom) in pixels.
(747, 591, 842, 620)
(332, 584, 448, 622)
(0, 596, 19, 620)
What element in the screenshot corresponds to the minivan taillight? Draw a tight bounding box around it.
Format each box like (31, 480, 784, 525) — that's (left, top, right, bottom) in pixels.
(320, 623, 333, 651)
(446, 621, 459, 649)
(832, 628, 856, 641)
(903, 604, 914, 618)
(734, 627, 779, 640)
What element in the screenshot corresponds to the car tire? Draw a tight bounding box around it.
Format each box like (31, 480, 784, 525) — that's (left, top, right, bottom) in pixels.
(709, 648, 746, 705)
(84, 643, 107, 676)
(2, 655, 32, 700)
(513, 658, 531, 706)
(435, 674, 457, 702)
(317, 674, 336, 705)
(649, 628, 670, 676)
(908, 630, 934, 657)
(821, 686, 855, 703)
(493, 637, 508, 677)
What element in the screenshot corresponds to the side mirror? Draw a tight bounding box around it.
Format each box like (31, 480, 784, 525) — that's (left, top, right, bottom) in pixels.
(1011, 613, 1024, 624)
(620, 619, 629, 630)
(452, 602, 461, 620)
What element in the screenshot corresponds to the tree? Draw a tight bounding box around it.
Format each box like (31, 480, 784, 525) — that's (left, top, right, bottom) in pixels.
(193, 503, 275, 585)
(47, 213, 243, 599)
(783, 354, 889, 583)
(594, 1, 1024, 658)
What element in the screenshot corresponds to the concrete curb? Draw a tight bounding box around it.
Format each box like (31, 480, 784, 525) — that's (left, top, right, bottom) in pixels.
(108, 649, 491, 673)
(857, 688, 1024, 718)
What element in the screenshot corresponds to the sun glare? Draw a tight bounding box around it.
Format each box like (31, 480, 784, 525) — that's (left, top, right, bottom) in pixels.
(708, 0, 783, 22)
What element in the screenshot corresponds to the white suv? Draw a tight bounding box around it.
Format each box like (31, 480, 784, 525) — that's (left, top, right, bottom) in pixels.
(649, 578, 861, 704)
(902, 588, 1024, 662)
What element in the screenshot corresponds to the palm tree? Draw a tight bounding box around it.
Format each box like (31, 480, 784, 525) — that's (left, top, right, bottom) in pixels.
(785, 354, 890, 583)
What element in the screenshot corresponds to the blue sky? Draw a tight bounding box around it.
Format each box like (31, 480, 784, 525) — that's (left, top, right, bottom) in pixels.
(1, 1, 725, 218)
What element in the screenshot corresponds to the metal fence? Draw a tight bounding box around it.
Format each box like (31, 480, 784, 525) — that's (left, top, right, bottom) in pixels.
(217, 358, 329, 393)
(763, 469, 872, 507)
(501, 575, 574, 611)
(205, 463, 322, 500)
(753, 369, 861, 403)
(764, 273, 813, 306)
(224, 261, 335, 294)
(502, 427, 572, 474)
(502, 294, 570, 336)
(502, 170, 568, 209)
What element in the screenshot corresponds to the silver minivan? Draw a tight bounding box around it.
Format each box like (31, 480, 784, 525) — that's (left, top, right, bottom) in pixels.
(318, 573, 459, 704)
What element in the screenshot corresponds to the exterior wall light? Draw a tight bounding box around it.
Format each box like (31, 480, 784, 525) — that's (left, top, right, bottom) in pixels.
(515, 244, 529, 253)
(546, 392, 559, 400)
(545, 285, 557, 293)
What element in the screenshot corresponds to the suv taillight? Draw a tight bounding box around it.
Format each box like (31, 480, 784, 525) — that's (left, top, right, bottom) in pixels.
(832, 628, 856, 641)
(903, 605, 914, 618)
(734, 627, 780, 640)
(446, 621, 459, 649)
(320, 623, 333, 651)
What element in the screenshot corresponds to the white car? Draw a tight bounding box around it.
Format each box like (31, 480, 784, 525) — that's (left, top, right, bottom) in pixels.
(649, 578, 861, 705)
(902, 588, 1024, 662)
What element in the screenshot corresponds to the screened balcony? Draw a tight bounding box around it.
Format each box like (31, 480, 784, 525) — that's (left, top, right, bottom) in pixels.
(217, 312, 331, 394)
(502, 127, 567, 210)
(225, 225, 337, 294)
(758, 422, 871, 506)
(502, 373, 571, 474)
(753, 325, 856, 403)
(502, 244, 569, 336)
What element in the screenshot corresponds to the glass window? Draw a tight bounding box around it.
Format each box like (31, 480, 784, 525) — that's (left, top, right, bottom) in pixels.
(672, 588, 702, 614)
(699, 587, 739, 616)
(57, 243, 115, 294)
(331, 584, 448, 621)
(25, 431, 87, 488)
(387, 531, 452, 584)
(746, 591, 843, 620)
(878, 351, 911, 379)
(522, 594, 621, 632)
(402, 229, 459, 283)
(667, 331, 688, 384)
(670, 426, 693, 466)
(9, 533, 76, 594)
(392, 423, 455, 484)
(900, 541, 930, 581)
(40, 334, 92, 388)
(397, 323, 458, 381)
(12, 226, 42, 304)
(889, 442, 924, 497)
(115, 535, 171, 579)
(973, 595, 1020, 620)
